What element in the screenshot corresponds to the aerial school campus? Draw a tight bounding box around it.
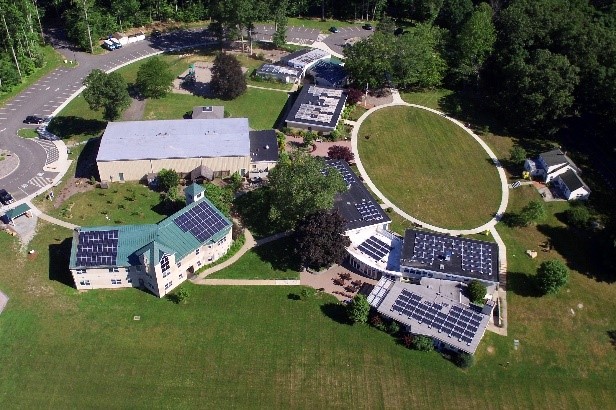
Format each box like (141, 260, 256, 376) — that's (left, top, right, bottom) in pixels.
(0, 7, 615, 410)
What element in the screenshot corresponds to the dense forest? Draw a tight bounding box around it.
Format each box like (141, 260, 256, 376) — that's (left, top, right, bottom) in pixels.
(1, 0, 615, 143)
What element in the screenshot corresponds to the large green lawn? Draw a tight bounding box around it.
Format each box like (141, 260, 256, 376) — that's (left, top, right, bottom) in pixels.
(207, 239, 300, 280)
(0, 220, 614, 408)
(144, 88, 288, 129)
(358, 106, 501, 229)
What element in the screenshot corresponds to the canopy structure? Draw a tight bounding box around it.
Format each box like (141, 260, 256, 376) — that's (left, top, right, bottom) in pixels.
(3, 203, 31, 223)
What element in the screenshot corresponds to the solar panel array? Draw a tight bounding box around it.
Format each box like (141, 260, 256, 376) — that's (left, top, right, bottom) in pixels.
(390, 289, 483, 344)
(173, 201, 229, 242)
(355, 200, 381, 222)
(288, 49, 329, 66)
(412, 232, 494, 276)
(358, 236, 390, 261)
(326, 160, 355, 185)
(75, 230, 119, 267)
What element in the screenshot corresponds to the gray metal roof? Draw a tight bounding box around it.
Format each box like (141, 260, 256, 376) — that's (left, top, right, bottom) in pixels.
(369, 278, 492, 354)
(97, 119, 250, 162)
(191, 106, 225, 119)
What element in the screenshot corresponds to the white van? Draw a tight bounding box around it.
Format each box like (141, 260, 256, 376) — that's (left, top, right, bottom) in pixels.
(102, 39, 116, 50)
(110, 38, 122, 48)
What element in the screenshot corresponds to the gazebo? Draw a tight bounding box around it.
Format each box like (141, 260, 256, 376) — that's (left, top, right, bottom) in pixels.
(3, 203, 31, 225)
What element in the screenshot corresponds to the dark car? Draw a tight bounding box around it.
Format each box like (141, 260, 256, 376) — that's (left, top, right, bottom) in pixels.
(362, 23, 373, 30)
(24, 115, 47, 124)
(329, 26, 340, 33)
(0, 189, 14, 205)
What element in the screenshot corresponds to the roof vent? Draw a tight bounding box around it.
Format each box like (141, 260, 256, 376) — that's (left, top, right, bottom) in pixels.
(265, 145, 269, 150)
(440, 264, 445, 270)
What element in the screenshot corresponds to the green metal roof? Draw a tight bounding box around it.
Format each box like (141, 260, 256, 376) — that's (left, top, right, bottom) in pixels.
(69, 197, 231, 269)
(4, 203, 31, 220)
(184, 182, 205, 198)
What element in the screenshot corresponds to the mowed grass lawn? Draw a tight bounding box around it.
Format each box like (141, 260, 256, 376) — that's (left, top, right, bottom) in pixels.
(144, 88, 288, 130)
(207, 239, 300, 280)
(358, 106, 501, 229)
(0, 222, 614, 408)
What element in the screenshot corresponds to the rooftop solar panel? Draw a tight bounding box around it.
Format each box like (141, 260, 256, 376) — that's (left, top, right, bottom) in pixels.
(75, 230, 120, 267)
(173, 201, 229, 242)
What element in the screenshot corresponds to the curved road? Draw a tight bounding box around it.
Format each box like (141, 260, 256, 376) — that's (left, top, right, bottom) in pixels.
(0, 27, 218, 203)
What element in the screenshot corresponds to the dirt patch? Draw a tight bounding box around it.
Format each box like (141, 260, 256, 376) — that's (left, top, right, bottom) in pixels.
(51, 178, 95, 209)
(122, 97, 146, 121)
(487, 346, 496, 355)
(172, 60, 248, 97)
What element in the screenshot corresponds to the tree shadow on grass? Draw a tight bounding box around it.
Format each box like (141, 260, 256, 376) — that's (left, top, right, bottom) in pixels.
(47, 116, 107, 140)
(234, 188, 283, 238)
(535, 224, 613, 283)
(151, 199, 185, 218)
(608, 330, 616, 350)
(49, 237, 75, 288)
(252, 238, 300, 272)
(320, 302, 351, 325)
(506, 271, 542, 297)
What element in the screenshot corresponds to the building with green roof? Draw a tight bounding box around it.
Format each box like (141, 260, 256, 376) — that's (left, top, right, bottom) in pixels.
(69, 185, 232, 297)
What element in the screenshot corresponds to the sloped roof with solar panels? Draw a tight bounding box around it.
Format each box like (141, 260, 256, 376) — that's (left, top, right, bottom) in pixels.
(400, 229, 499, 282)
(324, 159, 390, 231)
(69, 197, 231, 269)
(286, 85, 347, 130)
(368, 277, 493, 354)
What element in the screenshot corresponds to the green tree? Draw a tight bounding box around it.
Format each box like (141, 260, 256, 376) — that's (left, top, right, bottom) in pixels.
(82, 69, 131, 120)
(157, 168, 179, 192)
(136, 57, 174, 99)
(454, 2, 496, 86)
(437, 0, 473, 32)
(509, 145, 527, 164)
(344, 32, 395, 89)
(267, 152, 346, 229)
(394, 23, 447, 88)
(376, 14, 396, 35)
(564, 205, 591, 229)
(411, 335, 434, 351)
(519, 200, 546, 226)
(272, 0, 288, 48)
(536, 259, 569, 295)
(294, 210, 350, 270)
(467, 280, 487, 304)
(210, 53, 247, 100)
(347, 294, 370, 324)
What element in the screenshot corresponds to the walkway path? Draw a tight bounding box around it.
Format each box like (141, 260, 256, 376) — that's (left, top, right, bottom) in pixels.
(350, 89, 510, 236)
(0, 290, 8, 314)
(349, 89, 510, 335)
(246, 84, 292, 93)
(196, 279, 300, 286)
(27, 202, 79, 230)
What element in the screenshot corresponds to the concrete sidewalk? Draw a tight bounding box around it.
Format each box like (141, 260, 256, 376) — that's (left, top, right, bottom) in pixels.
(196, 279, 300, 286)
(27, 202, 78, 230)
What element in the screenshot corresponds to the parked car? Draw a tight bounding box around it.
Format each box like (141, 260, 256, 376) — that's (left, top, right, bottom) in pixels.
(102, 39, 116, 51)
(23, 115, 48, 124)
(0, 189, 14, 205)
(109, 37, 122, 48)
(329, 26, 340, 33)
(362, 23, 373, 30)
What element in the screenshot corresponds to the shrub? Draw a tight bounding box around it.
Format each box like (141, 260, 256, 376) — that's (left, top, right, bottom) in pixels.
(327, 145, 354, 163)
(536, 260, 569, 295)
(467, 280, 487, 304)
(347, 294, 370, 324)
(387, 321, 400, 335)
(157, 169, 179, 192)
(411, 335, 434, 352)
(509, 145, 527, 163)
(346, 88, 364, 105)
(299, 288, 312, 300)
(455, 352, 475, 368)
(519, 200, 546, 226)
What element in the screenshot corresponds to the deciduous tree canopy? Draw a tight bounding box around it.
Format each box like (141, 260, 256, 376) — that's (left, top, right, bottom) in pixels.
(210, 53, 247, 100)
(136, 57, 174, 99)
(294, 210, 350, 270)
(82, 69, 131, 120)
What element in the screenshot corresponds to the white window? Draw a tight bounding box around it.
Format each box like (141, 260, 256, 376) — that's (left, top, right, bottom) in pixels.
(197, 261, 202, 267)
(163, 270, 170, 278)
(176, 262, 182, 268)
(108, 268, 119, 273)
(195, 248, 200, 255)
(111, 279, 122, 285)
(79, 280, 91, 286)
(164, 281, 173, 290)
(127, 277, 132, 284)
(76, 269, 86, 274)
(179, 273, 183, 280)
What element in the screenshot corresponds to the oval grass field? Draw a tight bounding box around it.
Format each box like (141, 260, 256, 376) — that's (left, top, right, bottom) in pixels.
(358, 106, 501, 229)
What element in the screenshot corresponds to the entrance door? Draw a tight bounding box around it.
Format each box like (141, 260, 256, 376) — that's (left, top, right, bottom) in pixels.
(119, 172, 125, 181)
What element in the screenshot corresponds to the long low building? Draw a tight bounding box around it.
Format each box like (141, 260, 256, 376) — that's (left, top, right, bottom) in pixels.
(286, 86, 347, 133)
(96, 118, 278, 183)
(368, 277, 494, 355)
(69, 184, 232, 298)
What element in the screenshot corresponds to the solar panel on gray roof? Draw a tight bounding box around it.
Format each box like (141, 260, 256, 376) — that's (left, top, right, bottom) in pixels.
(325, 160, 355, 185)
(173, 201, 229, 242)
(75, 229, 119, 267)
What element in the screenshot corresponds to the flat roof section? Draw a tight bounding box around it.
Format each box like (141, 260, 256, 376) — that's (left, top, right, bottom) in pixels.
(369, 278, 492, 354)
(256, 64, 302, 78)
(325, 159, 390, 231)
(249, 130, 279, 163)
(97, 118, 250, 162)
(282, 48, 330, 68)
(400, 229, 499, 282)
(286, 86, 347, 130)
(192, 106, 225, 119)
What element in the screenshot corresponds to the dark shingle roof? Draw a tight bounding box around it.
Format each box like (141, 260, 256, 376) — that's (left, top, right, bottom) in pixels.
(540, 149, 579, 171)
(325, 159, 390, 231)
(249, 130, 279, 162)
(558, 169, 588, 192)
(309, 61, 347, 87)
